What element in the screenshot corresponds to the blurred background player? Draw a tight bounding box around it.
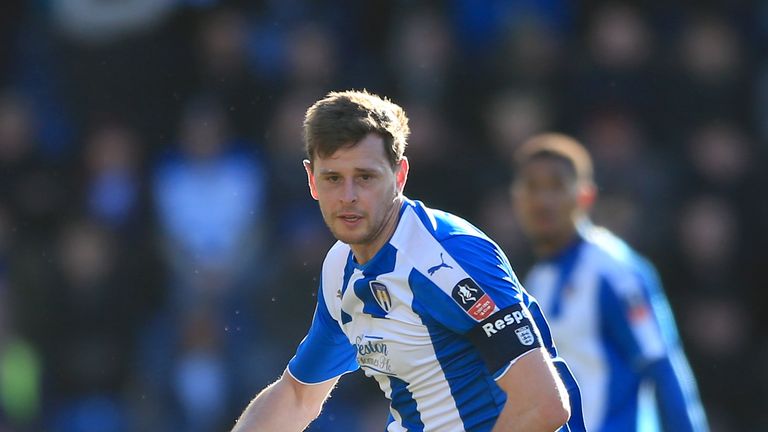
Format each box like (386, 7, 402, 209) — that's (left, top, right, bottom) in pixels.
(511, 133, 708, 432)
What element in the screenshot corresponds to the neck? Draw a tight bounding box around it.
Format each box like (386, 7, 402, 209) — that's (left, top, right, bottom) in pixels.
(533, 225, 579, 259)
(351, 196, 403, 265)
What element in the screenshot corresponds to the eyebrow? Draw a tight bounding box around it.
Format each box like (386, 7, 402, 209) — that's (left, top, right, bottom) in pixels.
(317, 167, 381, 175)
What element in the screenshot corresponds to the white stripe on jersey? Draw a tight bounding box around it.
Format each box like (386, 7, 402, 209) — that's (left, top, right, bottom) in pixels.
(527, 262, 608, 430)
(390, 208, 500, 319)
(346, 247, 466, 430)
(321, 240, 354, 326)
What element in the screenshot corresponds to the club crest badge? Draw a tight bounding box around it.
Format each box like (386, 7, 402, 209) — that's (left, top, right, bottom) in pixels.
(370, 281, 392, 313)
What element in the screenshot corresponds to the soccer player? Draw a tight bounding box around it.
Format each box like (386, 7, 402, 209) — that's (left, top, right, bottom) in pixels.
(232, 91, 586, 431)
(511, 133, 709, 432)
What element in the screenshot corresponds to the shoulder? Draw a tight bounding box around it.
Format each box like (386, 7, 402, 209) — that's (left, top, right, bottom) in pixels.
(393, 199, 499, 252)
(321, 240, 351, 272)
(402, 199, 487, 241)
(318, 241, 351, 309)
(580, 225, 656, 296)
(393, 199, 521, 302)
(392, 199, 508, 271)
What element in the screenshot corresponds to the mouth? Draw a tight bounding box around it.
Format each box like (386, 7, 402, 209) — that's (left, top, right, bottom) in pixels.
(337, 213, 363, 225)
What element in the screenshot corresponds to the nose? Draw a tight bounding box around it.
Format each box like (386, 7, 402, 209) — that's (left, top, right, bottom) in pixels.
(340, 179, 358, 204)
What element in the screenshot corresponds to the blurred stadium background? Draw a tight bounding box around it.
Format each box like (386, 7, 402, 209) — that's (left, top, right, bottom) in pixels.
(0, 1, 766, 431)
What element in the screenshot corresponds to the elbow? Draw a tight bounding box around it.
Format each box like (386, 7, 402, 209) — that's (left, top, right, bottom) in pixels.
(545, 399, 571, 429)
(301, 402, 324, 423)
(536, 392, 571, 429)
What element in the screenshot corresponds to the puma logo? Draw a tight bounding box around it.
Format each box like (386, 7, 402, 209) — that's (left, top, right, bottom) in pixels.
(428, 253, 454, 276)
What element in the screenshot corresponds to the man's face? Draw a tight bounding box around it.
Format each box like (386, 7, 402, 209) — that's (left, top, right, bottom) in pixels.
(512, 156, 588, 245)
(305, 133, 407, 247)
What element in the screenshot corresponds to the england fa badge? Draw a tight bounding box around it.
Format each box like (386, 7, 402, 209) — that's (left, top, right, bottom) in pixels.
(515, 325, 535, 346)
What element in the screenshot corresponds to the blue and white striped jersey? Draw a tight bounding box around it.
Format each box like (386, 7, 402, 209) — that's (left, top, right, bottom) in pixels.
(288, 198, 584, 432)
(524, 224, 707, 432)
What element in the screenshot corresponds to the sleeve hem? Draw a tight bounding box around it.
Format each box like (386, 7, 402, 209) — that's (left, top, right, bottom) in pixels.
(285, 365, 349, 386)
(493, 347, 540, 381)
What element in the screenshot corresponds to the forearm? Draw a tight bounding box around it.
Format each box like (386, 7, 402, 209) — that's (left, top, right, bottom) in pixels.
(231, 376, 322, 432)
(648, 355, 709, 432)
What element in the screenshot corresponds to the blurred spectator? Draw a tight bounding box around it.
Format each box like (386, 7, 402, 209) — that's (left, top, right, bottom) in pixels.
(195, 8, 273, 140)
(49, 0, 176, 46)
(81, 121, 144, 230)
(262, 88, 322, 212)
(686, 123, 752, 191)
(480, 88, 554, 190)
(474, 187, 530, 269)
(0, 204, 42, 432)
(661, 14, 750, 139)
(486, 89, 553, 164)
(45, 219, 138, 432)
(398, 100, 471, 214)
(50, 0, 193, 145)
(147, 94, 269, 429)
(579, 108, 675, 249)
(564, 3, 659, 133)
(388, 6, 454, 104)
(153, 95, 267, 309)
(588, 3, 653, 71)
(672, 196, 756, 431)
(490, 16, 566, 88)
(171, 307, 229, 432)
(0, 91, 70, 230)
(0, 1, 24, 85)
(285, 23, 338, 89)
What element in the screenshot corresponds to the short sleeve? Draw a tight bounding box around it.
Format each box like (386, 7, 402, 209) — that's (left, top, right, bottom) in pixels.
(287, 283, 358, 384)
(412, 235, 544, 377)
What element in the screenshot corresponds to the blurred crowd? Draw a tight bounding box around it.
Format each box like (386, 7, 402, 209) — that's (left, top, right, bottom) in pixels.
(0, 1, 766, 431)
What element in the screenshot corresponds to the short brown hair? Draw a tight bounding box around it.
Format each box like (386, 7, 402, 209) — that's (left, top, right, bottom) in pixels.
(303, 90, 410, 169)
(514, 133, 594, 183)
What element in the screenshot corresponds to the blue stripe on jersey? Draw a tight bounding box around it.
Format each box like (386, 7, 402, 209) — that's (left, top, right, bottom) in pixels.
(341, 251, 356, 296)
(553, 360, 588, 432)
(340, 309, 352, 325)
(287, 279, 358, 383)
(598, 275, 642, 431)
(388, 376, 425, 431)
(545, 237, 584, 318)
(635, 257, 679, 348)
(351, 243, 398, 318)
(524, 291, 588, 432)
(522, 292, 559, 358)
(439, 235, 524, 309)
(406, 266, 476, 334)
(410, 270, 504, 432)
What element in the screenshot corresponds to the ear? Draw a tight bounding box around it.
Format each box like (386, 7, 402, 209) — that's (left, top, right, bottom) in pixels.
(303, 159, 319, 200)
(577, 181, 596, 211)
(395, 157, 409, 194)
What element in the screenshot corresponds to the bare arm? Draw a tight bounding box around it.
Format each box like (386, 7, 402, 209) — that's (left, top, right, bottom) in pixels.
(231, 370, 339, 432)
(491, 348, 570, 432)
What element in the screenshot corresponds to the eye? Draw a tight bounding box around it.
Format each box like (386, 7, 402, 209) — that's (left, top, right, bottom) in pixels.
(326, 175, 341, 183)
